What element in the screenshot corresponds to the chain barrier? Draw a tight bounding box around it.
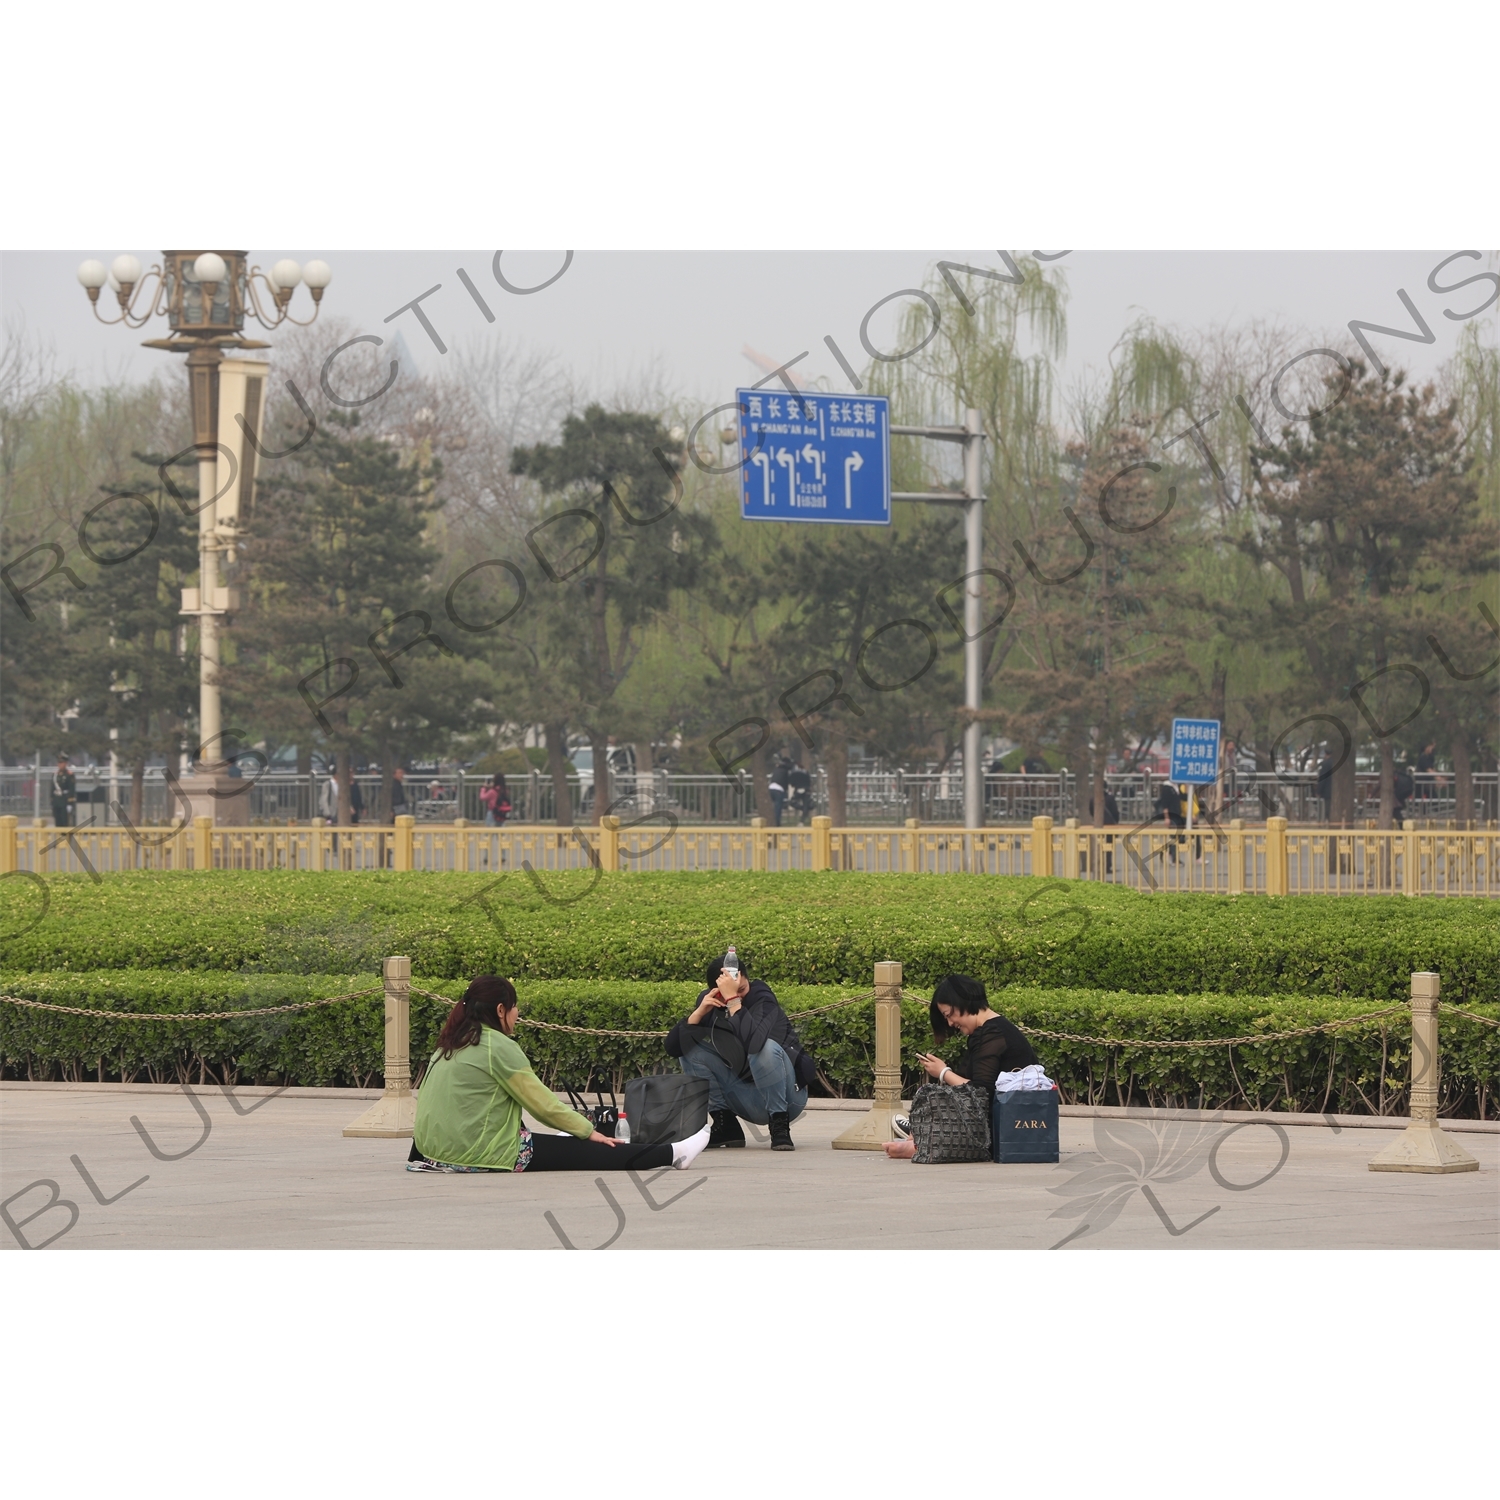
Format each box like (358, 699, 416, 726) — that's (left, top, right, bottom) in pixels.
(0, 986, 383, 1023)
(1439, 1002, 1500, 1030)
(408, 985, 880, 1036)
(5, 982, 1488, 1045)
(898, 990, 1407, 1049)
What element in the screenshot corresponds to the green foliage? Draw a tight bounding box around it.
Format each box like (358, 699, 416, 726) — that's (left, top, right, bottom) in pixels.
(3, 970, 1493, 1117)
(4, 871, 1496, 1006)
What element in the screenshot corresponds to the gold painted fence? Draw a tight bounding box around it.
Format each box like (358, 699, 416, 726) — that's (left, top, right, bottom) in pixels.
(2, 813, 1495, 896)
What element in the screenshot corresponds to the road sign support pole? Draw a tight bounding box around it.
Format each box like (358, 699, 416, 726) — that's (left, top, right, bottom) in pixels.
(962, 408, 985, 831)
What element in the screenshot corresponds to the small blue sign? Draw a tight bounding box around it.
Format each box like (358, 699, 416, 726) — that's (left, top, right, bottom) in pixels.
(736, 388, 890, 525)
(1170, 718, 1221, 785)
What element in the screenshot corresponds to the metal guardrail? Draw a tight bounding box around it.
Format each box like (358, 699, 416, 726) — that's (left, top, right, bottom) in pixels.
(5, 765, 1494, 828)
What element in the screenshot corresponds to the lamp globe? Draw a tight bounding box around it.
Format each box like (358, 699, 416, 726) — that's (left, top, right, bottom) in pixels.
(193, 252, 228, 286)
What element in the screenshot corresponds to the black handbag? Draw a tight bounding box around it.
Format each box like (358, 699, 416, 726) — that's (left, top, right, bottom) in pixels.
(562, 1082, 620, 1138)
(910, 1082, 992, 1163)
(622, 1074, 711, 1145)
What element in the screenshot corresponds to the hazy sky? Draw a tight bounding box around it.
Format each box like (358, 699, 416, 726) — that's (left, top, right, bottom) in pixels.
(4, 249, 1491, 413)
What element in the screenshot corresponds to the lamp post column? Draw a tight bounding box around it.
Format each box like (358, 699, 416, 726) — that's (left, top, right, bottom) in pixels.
(962, 407, 985, 831)
(186, 345, 223, 758)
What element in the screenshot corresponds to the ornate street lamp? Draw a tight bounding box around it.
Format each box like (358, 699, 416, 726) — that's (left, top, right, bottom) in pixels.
(75, 249, 331, 797)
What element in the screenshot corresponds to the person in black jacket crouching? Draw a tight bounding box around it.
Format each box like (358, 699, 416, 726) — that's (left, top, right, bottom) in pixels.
(665, 953, 817, 1152)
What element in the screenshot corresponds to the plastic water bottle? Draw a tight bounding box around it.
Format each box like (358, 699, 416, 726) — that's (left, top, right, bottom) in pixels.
(614, 1110, 630, 1144)
(724, 945, 739, 979)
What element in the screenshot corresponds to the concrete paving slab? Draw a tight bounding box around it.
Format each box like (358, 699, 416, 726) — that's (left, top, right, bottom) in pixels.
(2, 1086, 1495, 1250)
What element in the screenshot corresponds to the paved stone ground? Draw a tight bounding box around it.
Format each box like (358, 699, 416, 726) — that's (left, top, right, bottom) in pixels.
(2, 1085, 1495, 1250)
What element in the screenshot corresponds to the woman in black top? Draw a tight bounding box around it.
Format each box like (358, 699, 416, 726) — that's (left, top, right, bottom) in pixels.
(884, 973, 1038, 1160)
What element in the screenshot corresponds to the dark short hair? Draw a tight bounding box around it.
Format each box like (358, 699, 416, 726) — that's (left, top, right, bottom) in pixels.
(930, 973, 987, 1042)
(704, 952, 750, 987)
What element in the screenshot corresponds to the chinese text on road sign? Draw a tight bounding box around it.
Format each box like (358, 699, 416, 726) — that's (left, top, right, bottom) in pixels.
(1170, 718, 1221, 785)
(736, 388, 890, 525)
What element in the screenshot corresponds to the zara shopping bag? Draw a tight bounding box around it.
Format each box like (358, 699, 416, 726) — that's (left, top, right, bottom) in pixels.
(991, 1087, 1060, 1162)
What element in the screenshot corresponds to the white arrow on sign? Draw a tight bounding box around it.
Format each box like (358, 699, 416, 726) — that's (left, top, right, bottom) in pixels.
(801, 443, 824, 482)
(751, 449, 772, 506)
(843, 449, 863, 509)
(777, 447, 798, 505)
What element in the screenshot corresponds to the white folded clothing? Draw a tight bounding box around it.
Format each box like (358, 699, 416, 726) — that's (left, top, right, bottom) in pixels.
(994, 1064, 1055, 1094)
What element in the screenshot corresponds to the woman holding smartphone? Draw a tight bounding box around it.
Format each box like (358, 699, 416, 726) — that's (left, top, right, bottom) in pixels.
(884, 973, 1039, 1160)
(409, 975, 711, 1173)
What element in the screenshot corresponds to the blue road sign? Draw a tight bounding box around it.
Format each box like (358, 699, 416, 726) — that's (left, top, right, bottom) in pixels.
(736, 388, 890, 525)
(1170, 718, 1221, 784)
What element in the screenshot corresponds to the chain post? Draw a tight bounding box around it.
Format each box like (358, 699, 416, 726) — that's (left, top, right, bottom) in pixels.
(1369, 972, 1479, 1173)
(343, 955, 416, 1138)
(833, 960, 905, 1150)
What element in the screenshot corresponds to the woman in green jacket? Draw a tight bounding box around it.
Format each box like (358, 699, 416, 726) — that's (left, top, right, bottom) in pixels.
(409, 975, 711, 1173)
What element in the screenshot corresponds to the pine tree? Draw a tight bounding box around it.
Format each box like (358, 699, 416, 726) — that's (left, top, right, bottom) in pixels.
(1241, 363, 1479, 825)
(228, 410, 474, 823)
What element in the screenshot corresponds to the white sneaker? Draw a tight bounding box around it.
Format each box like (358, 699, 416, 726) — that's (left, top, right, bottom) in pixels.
(671, 1121, 713, 1170)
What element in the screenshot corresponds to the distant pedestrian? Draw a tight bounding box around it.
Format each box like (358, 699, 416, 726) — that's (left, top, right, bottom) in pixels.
(787, 762, 812, 824)
(391, 766, 409, 820)
(1156, 780, 1186, 862)
(1089, 787, 1120, 874)
(1414, 742, 1444, 804)
(768, 758, 791, 826)
(1316, 752, 1336, 823)
(1392, 763, 1413, 825)
(480, 772, 511, 826)
(349, 777, 365, 826)
(1088, 789, 1120, 825)
(51, 756, 76, 828)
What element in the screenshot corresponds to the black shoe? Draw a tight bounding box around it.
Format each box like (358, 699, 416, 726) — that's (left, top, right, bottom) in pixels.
(769, 1112, 795, 1151)
(707, 1109, 746, 1148)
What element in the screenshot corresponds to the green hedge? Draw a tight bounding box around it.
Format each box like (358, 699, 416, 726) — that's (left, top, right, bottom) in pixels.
(4, 971, 1494, 1117)
(3, 871, 1497, 1004)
